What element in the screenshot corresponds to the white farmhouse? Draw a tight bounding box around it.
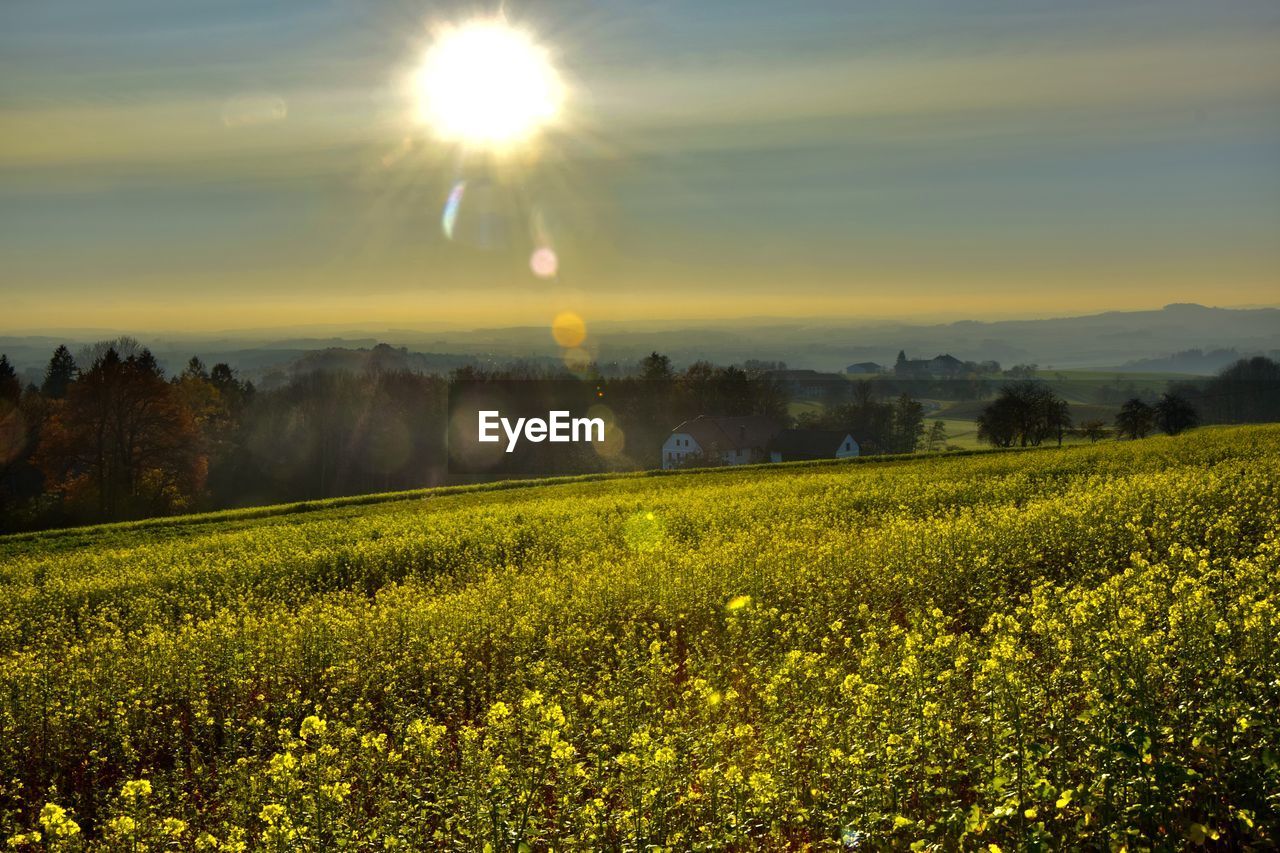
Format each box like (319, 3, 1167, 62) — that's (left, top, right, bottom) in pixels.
(662, 415, 782, 469)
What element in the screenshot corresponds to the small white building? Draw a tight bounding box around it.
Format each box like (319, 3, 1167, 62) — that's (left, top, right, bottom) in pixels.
(662, 418, 861, 469)
(662, 415, 781, 469)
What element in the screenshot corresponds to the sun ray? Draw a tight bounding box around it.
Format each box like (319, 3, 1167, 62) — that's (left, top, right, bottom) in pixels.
(414, 17, 564, 150)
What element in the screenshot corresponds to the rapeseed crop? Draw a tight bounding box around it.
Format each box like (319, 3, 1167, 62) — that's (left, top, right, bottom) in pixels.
(1, 426, 1277, 848)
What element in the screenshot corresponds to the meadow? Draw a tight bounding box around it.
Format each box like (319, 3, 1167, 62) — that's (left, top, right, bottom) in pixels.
(1, 426, 1278, 849)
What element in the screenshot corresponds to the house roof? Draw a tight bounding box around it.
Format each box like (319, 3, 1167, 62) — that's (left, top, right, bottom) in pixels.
(767, 369, 845, 382)
(670, 415, 782, 451)
(769, 429, 855, 459)
(897, 353, 965, 373)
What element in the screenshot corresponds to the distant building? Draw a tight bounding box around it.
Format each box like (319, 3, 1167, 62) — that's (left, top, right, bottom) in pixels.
(662, 417, 860, 469)
(765, 368, 846, 395)
(845, 362, 883, 375)
(662, 415, 782, 469)
(895, 352, 967, 378)
(929, 354, 965, 374)
(769, 429, 860, 463)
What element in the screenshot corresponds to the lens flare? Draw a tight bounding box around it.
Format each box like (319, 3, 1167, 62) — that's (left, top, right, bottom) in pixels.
(441, 181, 465, 240)
(623, 510, 665, 551)
(595, 422, 626, 459)
(551, 311, 586, 348)
(561, 346, 592, 375)
(530, 246, 558, 278)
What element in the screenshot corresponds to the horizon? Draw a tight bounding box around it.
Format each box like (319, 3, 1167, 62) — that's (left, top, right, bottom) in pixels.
(3, 301, 1279, 342)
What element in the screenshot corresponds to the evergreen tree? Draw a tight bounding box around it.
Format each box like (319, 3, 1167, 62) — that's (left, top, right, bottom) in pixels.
(0, 355, 20, 405)
(639, 352, 674, 381)
(41, 345, 77, 399)
(182, 356, 209, 381)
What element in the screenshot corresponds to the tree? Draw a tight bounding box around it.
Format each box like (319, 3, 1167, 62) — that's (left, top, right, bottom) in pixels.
(76, 336, 143, 370)
(0, 355, 19, 405)
(1045, 394, 1072, 446)
(0, 356, 25, 470)
(1153, 392, 1198, 436)
(41, 345, 77, 399)
(36, 347, 204, 520)
(1115, 398, 1155, 440)
(889, 393, 925, 454)
(1170, 357, 1280, 425)
(210, 363, 253, 406)
(977, 381, 1071, 448)
(977, 395, 1019, 447)
(801, 385, 897, 454)
(639, 352, 674, 381)
(1076, 419, 1109, 443)
(924, 420, 948, 452)
(181, 356, 209, 382)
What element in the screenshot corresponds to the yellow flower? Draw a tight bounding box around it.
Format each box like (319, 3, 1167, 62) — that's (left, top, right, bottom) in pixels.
(120, 779, 152, 800)
(258, 804, 285, 825)
(299, 715, 327, 740)
(108, 816, 137, 836)
(38, 804, 80, 838)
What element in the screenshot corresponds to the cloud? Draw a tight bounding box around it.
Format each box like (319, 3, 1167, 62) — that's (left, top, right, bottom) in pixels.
(221, 93, 288, 128)
(585, 29, 1280, 142)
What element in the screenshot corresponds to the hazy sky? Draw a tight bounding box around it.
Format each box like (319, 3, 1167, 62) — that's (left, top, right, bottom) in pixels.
(2, 0, 1278, 331)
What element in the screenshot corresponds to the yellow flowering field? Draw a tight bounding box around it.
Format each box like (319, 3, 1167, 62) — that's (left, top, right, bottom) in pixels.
(1, 426, 1278, 849)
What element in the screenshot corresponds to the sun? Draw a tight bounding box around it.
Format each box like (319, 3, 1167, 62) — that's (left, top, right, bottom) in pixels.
(413, 18, 564, 148)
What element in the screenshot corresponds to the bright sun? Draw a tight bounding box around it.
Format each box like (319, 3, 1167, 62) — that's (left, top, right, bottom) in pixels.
(414, 18, 564, 148)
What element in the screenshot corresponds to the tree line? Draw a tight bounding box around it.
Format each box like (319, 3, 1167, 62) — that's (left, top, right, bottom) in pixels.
(0, 341, 454, 531)
(973, 357, 1279, 448)
(975, 381, 1201, 447)
(3, 344, 1275, 532)
(0, 346, 793, 531)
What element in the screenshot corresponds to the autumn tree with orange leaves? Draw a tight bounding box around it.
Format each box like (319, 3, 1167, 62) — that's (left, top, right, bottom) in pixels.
(37, 347, 205, 520)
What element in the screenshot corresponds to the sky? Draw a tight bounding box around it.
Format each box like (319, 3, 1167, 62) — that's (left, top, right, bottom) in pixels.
(1, 0, 1278, 332)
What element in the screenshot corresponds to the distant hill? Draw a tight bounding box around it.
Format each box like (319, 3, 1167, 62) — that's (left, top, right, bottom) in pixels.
(1120, 347, 1249, 374)
(2, 304, 1276, 379)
